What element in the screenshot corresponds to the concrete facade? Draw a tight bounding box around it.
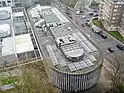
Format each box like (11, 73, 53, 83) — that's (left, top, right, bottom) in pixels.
(29, 5, 103, 92)
(119, 13, 124, 36)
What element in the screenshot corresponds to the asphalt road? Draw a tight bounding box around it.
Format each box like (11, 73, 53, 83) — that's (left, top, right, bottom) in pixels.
(51, 0, 124, 63)
(71, 9, 124, 63)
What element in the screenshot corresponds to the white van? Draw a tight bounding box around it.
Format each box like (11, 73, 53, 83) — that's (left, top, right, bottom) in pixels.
(82, 15, 85, 19)
(76, 9, 80, 15)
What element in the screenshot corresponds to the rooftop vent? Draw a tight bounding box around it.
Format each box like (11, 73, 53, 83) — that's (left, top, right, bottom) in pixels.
(0, 10, 10, 20)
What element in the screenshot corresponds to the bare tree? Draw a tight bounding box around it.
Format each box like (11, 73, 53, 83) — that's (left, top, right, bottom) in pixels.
(15, 61, 58, 93)
(0, 61, 59, 93)
(105, 53, 124, 93)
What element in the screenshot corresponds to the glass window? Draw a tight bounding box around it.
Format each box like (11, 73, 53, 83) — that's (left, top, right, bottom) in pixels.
(112, 17, 116, 19)
(113, 13, 116, 16)
(114, 5, 118, 8)
(7, 0, 11, 3)
(114, 9, 117, 12)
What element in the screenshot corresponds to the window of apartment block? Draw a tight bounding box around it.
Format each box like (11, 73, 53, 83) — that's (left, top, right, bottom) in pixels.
(114, 5, 118, 8)
(114, 9, 117, 12)
(113, 13, 117, 16)
(112, 17, 116, 20)
(111, 21, 115, 23)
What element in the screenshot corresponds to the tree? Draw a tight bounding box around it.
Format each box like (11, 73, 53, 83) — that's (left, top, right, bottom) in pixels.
(0, 61, 58, 93)
(105, 53, 124, 93)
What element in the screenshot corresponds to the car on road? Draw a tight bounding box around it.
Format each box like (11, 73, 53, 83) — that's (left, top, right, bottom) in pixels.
(81, 24, 85, 27)
(108, 47, 114, 53)
(86, 19, 90, 22)
(82, 15, 85, 19)
(88, 12, 94, 15)
(80, 10, 84, 13)
(116, 44, 124, 50)
(93, 10, 97, 12)
(92, 26, 102, 34)
(100, 33, 107, 39)
(68, 14, 72, 18)
(85, 22, 90, 27)
(76, 9, 80, 15)
(94, 13, 99, 17)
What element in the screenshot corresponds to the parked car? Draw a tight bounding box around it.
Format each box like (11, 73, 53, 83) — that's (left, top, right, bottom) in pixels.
(116, 44, 124, 50)
(108, 47, 114, 53)
(100, 33, 107, 39)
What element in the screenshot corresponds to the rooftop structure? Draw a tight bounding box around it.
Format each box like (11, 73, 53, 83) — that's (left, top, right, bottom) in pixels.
(0, 7, 42, 68)
(29, 5, 103, 91)
(0, 0, 51, 7)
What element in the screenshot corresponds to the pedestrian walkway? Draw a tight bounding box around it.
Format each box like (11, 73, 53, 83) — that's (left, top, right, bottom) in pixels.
(103, 58, 115, 73)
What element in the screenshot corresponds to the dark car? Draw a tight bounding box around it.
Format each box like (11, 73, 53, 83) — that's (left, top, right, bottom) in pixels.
(81, 24, 85, 27)
(94, 14, 99, 17)
(100, 33, 107, 39)
(85, 22, 90, 27)
(68, 14, 72, 18)
(94, 10, 97, 12)
(108, 47, 114, 53)
(116, 44, 124, 50)
(87, 19, 90, 22)
(80, 10, 84, 13)
(89, 12, 94, 15)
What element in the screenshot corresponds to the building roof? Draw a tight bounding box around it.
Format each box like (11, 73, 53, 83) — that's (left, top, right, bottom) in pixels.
(0, 7, 11, 21)
(29, 5, 103, 74)
(0, 7, 42, 68)
(111, 0, 124, 4)
(15, 34, 34, 54)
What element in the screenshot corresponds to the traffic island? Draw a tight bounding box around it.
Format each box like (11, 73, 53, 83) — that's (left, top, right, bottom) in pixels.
(92, 18, 104, 29)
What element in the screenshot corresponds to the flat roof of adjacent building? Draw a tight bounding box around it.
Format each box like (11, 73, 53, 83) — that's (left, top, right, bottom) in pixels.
(15, 34, 34, 54)
(111, 0, 124, 4)
(29, 5, 103, 74)
(0, 7, 43, 68)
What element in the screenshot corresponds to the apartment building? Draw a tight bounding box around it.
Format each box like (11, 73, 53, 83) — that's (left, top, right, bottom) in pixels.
(119, 13, 124, 36)
(100, 0, 124, 31)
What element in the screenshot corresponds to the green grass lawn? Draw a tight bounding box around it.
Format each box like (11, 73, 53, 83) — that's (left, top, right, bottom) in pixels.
(92, 19, 103, 28)
(1, 76, 18, 85)
(92, 19, 124, 42)
(109, 31, 124, 42)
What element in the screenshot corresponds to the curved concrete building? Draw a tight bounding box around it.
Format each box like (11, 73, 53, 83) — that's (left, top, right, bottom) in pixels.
(29, 5, 103, 92)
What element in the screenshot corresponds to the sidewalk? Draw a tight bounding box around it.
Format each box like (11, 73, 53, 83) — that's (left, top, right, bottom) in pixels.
(103, 58, 113, 72)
